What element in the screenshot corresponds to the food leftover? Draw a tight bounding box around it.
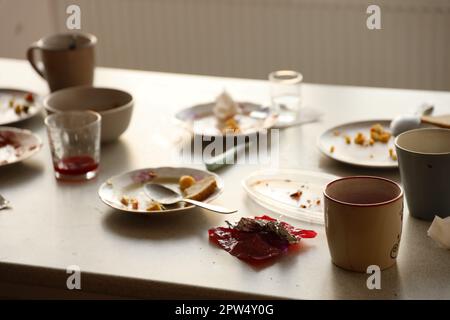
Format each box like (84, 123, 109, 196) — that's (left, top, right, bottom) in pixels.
(184, 176, 217, 202)
(208, 215, 317, 262)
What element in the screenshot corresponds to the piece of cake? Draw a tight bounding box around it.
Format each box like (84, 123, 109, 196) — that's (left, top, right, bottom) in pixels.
(184, 176, 217, 202)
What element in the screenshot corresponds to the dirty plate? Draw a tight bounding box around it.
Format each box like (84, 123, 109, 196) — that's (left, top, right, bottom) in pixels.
(318, 119, 398, 168)
(0, 127, 42, 167)
(175, 102, 277, 138)
(0, 89, 42, 125)
(242, 169, 339, 224)
(98, 167, 224, 214)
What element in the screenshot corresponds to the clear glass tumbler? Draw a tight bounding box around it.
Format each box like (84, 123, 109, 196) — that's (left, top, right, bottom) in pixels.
(269, 70, 303, 123)
(45, 111, 101, 181)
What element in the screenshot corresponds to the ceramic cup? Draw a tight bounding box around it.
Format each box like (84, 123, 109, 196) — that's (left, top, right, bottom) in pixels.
(27, 32, 97, 92)
(324, 176, 403, 272)
(395, 128, 450, 220)
(43, 86, 133, 143)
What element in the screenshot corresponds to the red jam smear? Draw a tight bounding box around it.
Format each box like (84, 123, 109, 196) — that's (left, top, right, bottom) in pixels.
(0, 131, 20, 149)
(208, 215, 317, 262)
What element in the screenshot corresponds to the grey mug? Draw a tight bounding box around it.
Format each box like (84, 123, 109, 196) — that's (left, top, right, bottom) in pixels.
(395, 128, 450, 220)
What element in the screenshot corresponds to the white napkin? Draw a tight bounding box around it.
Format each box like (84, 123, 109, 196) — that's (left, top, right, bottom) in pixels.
(427, 216, 450, 249)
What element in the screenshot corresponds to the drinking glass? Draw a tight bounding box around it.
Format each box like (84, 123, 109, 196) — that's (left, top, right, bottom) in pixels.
(269, 70, 303, 124)
(45, 111, 101, 181)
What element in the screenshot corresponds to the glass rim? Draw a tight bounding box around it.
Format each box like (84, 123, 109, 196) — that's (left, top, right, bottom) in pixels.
(269, 70, 303, 84)
(36, 32, 97, 51)
(45, 110, 101, 131)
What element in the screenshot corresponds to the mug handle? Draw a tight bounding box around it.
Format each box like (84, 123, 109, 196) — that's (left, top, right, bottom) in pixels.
(27, 43, 46, 79)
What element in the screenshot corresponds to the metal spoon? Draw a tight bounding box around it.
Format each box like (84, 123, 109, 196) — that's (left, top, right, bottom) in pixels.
(0, 194, 10, 210)
(143, 183, 236, 214)
(390, 102, 434, 136)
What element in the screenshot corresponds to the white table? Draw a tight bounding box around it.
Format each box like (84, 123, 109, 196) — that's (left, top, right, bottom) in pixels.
(0, 58, 449, 299)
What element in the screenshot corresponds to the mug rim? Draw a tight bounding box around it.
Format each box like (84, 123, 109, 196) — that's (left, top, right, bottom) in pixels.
(394, 128, 450, 156)
(324, 175, 403, 207)
(35, 32, 97, 51)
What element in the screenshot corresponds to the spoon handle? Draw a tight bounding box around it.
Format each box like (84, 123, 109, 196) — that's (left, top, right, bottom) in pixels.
(182, 199, 237, 214)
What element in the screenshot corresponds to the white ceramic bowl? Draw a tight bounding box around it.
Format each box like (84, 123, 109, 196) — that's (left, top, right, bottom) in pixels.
(43, 86, 133, 142)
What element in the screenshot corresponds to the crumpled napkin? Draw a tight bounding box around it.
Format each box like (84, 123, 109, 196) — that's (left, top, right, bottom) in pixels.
(427, 216, 450, 249)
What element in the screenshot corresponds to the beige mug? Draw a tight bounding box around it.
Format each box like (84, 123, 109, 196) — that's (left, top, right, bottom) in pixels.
(27, 32, 97, 92)
(324, 176, 403, 272)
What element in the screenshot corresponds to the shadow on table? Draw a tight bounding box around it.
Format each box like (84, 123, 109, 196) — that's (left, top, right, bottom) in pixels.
(326, 214, 450, 299)
(326, 215, 431, 299)
(0, 161, 44, 189)
(10, 111, 45, 133)
(327, 261, 402, 299)
(318, 156, 400, 183)
(97, 139, 134, 176)
(101, 207, 222, 241)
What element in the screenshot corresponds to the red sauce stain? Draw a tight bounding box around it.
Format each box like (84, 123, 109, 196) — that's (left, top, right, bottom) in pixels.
(54, 155, 98, 175)
(0, 131, 20, 149)
(209, 215, 316, 264)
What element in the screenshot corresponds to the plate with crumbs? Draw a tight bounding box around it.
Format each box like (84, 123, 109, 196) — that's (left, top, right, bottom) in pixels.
(98, 167, 224, 214)
(242, 169, 339, 225)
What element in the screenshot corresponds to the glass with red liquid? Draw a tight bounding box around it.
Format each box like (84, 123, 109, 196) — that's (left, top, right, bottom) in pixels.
(45, 111, 101, 181)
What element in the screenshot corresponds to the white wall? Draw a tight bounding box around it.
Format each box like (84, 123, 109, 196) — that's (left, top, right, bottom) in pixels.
(1, 0, 449, 91)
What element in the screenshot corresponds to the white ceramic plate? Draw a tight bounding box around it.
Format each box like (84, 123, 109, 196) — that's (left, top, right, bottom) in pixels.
(175, 102, 277, 138)
(242, 169, 339, 224)
(98, 167, 224, 215)
(0, 89, 42, 125)
(318, 119, 398, 168)
(0, 127, 42, 167)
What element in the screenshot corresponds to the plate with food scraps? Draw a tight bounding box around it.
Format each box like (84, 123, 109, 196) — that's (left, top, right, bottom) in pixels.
(0, 89, 42, 125)
(318, 119, 398, 168)
(0, 127, 42, 167)
(242, 169, 339, 224)
(98, 167, 224, 214)
(175, 91, 278, 138)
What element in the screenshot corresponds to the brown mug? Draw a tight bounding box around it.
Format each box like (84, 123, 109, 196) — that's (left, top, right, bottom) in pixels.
(27, 32, 97, 92)
(324, 176, 403, 272)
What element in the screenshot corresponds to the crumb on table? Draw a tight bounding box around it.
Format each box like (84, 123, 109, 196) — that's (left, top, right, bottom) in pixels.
(130, 198, 139, 210)
(146, 202, 163, 211)
(344, 135, 351, 144)
(120, 195, 130, 206)
(354, 132, 366, 145)
(290, 190, 303, 201)
(371, 123, 391, 143)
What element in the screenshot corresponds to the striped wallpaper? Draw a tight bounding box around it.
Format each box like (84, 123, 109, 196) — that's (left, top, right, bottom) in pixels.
(1, 0, 450, 90)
